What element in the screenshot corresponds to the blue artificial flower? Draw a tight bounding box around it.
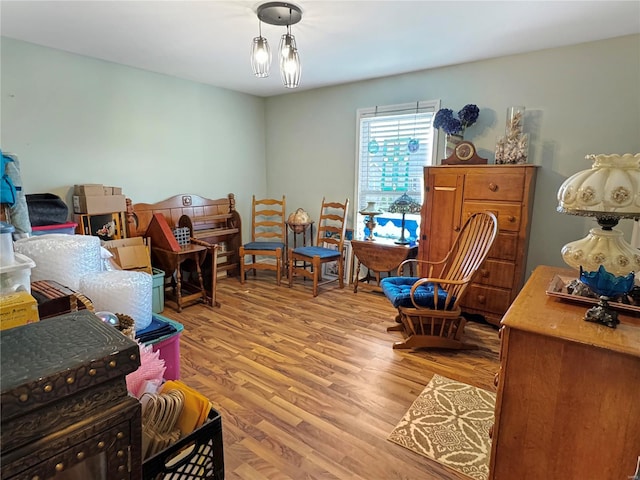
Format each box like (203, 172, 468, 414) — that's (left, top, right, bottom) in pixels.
(458, 104, 479, 128)
(433, 104, 479, 135)
(580, 265, 635, 298)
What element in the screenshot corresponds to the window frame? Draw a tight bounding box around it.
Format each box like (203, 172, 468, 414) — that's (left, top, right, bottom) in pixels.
(353, 100, 440, 242)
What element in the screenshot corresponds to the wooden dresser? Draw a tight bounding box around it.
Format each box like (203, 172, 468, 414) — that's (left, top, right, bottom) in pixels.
(420, 164, 537, 325)
(489, 265, 640, 479)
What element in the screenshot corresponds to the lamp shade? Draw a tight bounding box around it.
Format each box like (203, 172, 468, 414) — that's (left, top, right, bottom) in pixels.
(388, 193, 422, 214)
(557, 153, 640, 218)
(251, 36, 271, 77)
(557, 153, 640, 276)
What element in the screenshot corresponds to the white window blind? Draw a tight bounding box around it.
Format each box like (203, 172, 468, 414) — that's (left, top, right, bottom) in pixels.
(354, 100, 439, 241)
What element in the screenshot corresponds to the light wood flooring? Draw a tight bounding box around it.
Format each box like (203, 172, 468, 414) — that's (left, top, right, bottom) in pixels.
(160, 272, 501, 480)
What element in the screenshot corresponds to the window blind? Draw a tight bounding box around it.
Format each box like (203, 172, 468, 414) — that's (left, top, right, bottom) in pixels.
(354, 100, 439, 240)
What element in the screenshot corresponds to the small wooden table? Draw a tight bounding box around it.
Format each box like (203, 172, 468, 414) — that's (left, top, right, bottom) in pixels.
(152, 244, 209, 312)
(285, 221, 314, 272)
(351, 238, 418, 293)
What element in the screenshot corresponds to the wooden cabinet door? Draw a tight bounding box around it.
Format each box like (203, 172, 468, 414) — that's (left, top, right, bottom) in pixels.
(419, 168, 464, 271)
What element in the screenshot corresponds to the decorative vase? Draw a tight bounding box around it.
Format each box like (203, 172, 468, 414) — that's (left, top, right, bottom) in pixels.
(445, 134, 463, 157)
(496, 106, 528, 164)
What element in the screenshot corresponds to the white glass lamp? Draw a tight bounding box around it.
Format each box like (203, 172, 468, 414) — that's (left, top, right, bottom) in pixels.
(557, 153, 640, 276)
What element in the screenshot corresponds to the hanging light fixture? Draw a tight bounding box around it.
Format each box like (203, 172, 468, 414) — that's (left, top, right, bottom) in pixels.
(251, 2, 302, 88)
(250, 20, 271, 78)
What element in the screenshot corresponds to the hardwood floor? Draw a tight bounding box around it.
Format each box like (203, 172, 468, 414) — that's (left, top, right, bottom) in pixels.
(160, 273, 501, 480)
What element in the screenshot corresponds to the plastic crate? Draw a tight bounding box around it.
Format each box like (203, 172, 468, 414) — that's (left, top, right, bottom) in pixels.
(31, 222, 77, 236)
(144, 315, 184, 381)
(142, 407, 224, 480)
(152, 268, 165, 313)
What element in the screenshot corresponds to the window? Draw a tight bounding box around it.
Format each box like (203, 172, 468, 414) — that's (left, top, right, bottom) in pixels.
(354, 100, 439, 242)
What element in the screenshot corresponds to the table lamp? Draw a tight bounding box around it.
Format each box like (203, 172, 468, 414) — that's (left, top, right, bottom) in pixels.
(387, 193, 422, 245)
(359, 201, 382, 241)
(557, 153, 640, 277)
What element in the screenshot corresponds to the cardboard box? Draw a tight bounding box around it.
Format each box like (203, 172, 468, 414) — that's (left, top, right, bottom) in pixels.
(74, 184, 104, 196)
(0, 291, 39, 330)
(73, 194, 126, 214)
(103, 237, 152, 274)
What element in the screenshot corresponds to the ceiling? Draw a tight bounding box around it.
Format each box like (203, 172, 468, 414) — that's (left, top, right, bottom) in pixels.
(1, 1, 639, 98)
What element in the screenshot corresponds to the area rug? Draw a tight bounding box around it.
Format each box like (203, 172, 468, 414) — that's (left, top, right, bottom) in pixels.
(388, 374, 496, 480)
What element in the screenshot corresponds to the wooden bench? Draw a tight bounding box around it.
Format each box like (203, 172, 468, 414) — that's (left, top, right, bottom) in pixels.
(126, 193, 242, 309)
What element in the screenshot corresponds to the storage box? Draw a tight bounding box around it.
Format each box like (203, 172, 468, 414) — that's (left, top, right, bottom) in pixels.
(0, 252, 36, 295)
(142, 315, 183, 380)
(0, 290, 39, 330)
(73, 194, 126, 215)
(73, 184, 104, 196)
(31, 222, 77, 236)
(142, 408, 224, 480)
(102, 237, 152, 274)
(152, 268, 165, 313)
(102, 186, 123, 195)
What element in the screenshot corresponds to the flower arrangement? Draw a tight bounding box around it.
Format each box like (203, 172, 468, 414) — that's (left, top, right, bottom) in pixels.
(433, 104, 480, 136)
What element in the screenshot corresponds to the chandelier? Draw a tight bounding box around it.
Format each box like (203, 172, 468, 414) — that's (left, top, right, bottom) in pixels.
(250, 2, 302, 88)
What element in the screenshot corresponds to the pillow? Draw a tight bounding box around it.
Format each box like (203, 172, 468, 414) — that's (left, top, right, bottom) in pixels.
(381, 277, 454, 309)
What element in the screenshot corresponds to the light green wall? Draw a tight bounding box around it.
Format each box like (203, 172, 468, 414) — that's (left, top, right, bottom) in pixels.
(2, 35, 639, 277)
(0, 37, 267, 229)
(265, 34, 640, 276)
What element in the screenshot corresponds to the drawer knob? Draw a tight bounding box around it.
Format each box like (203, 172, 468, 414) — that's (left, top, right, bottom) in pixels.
(480, 269, 489, 278)
(489, 183, 498, 192)
(478, 295, 486, 304)
(508, 215, 516, 222)
(454, 226, 461, 232)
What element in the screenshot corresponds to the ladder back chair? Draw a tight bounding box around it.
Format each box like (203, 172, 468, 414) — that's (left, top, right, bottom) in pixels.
(288, 197, 349, 296)
(239, 195, 287, 285)
(380, 211, 498, 350)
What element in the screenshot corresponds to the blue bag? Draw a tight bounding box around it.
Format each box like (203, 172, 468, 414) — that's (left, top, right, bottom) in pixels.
(1, 150, 17, 206)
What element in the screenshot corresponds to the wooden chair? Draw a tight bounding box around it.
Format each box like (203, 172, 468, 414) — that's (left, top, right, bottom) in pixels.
(239, 195, 286, 285)
(380, 211, 498, 350)
(288, 198, 349, 296)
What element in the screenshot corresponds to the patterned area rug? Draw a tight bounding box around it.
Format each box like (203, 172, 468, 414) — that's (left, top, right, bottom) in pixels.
(388, 374, 496, 480)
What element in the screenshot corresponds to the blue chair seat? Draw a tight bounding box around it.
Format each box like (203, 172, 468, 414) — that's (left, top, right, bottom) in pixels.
(380, 277, 454, 309)
(293, 246, 341, 260)
(243, 241, 285, 251)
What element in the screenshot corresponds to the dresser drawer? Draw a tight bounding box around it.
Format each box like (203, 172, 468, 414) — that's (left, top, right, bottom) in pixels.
(464, 171, 525, 202)
(462, 284, 513, 315)
(463, 202, 522, 232)
(489, 232, 518, 262)
(476, 259, 516, 289)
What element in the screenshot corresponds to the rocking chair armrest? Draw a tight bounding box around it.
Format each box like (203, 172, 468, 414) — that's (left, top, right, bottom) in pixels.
(409, 276, 467, 310)
(396, 257, 447, 276)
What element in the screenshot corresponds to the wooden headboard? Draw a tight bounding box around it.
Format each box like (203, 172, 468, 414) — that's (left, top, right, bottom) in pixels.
(126, 193, 241, 277)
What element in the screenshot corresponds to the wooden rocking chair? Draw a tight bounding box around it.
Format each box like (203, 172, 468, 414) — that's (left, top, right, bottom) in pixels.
(380, 211, 498, 350)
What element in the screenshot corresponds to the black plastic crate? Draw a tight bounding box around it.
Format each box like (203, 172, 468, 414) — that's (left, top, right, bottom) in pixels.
(142, 408, 224, 480)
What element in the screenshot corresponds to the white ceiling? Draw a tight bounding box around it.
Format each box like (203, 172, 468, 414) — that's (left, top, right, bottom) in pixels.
(1, 1, 639, 97)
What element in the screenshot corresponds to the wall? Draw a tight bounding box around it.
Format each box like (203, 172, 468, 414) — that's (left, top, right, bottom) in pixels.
(266, 34, 640, 276)
(2, 35, 639, 278)
(0, 37, 267, 230)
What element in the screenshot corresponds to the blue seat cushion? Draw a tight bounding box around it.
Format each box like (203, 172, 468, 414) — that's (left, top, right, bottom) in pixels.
(243, 241, 285, 251)
(292, 246, 341, 260)
(380, 277, 454, 309)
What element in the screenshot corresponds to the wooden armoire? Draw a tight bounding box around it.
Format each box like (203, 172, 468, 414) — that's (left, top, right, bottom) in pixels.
(420, 164, 537, 325)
